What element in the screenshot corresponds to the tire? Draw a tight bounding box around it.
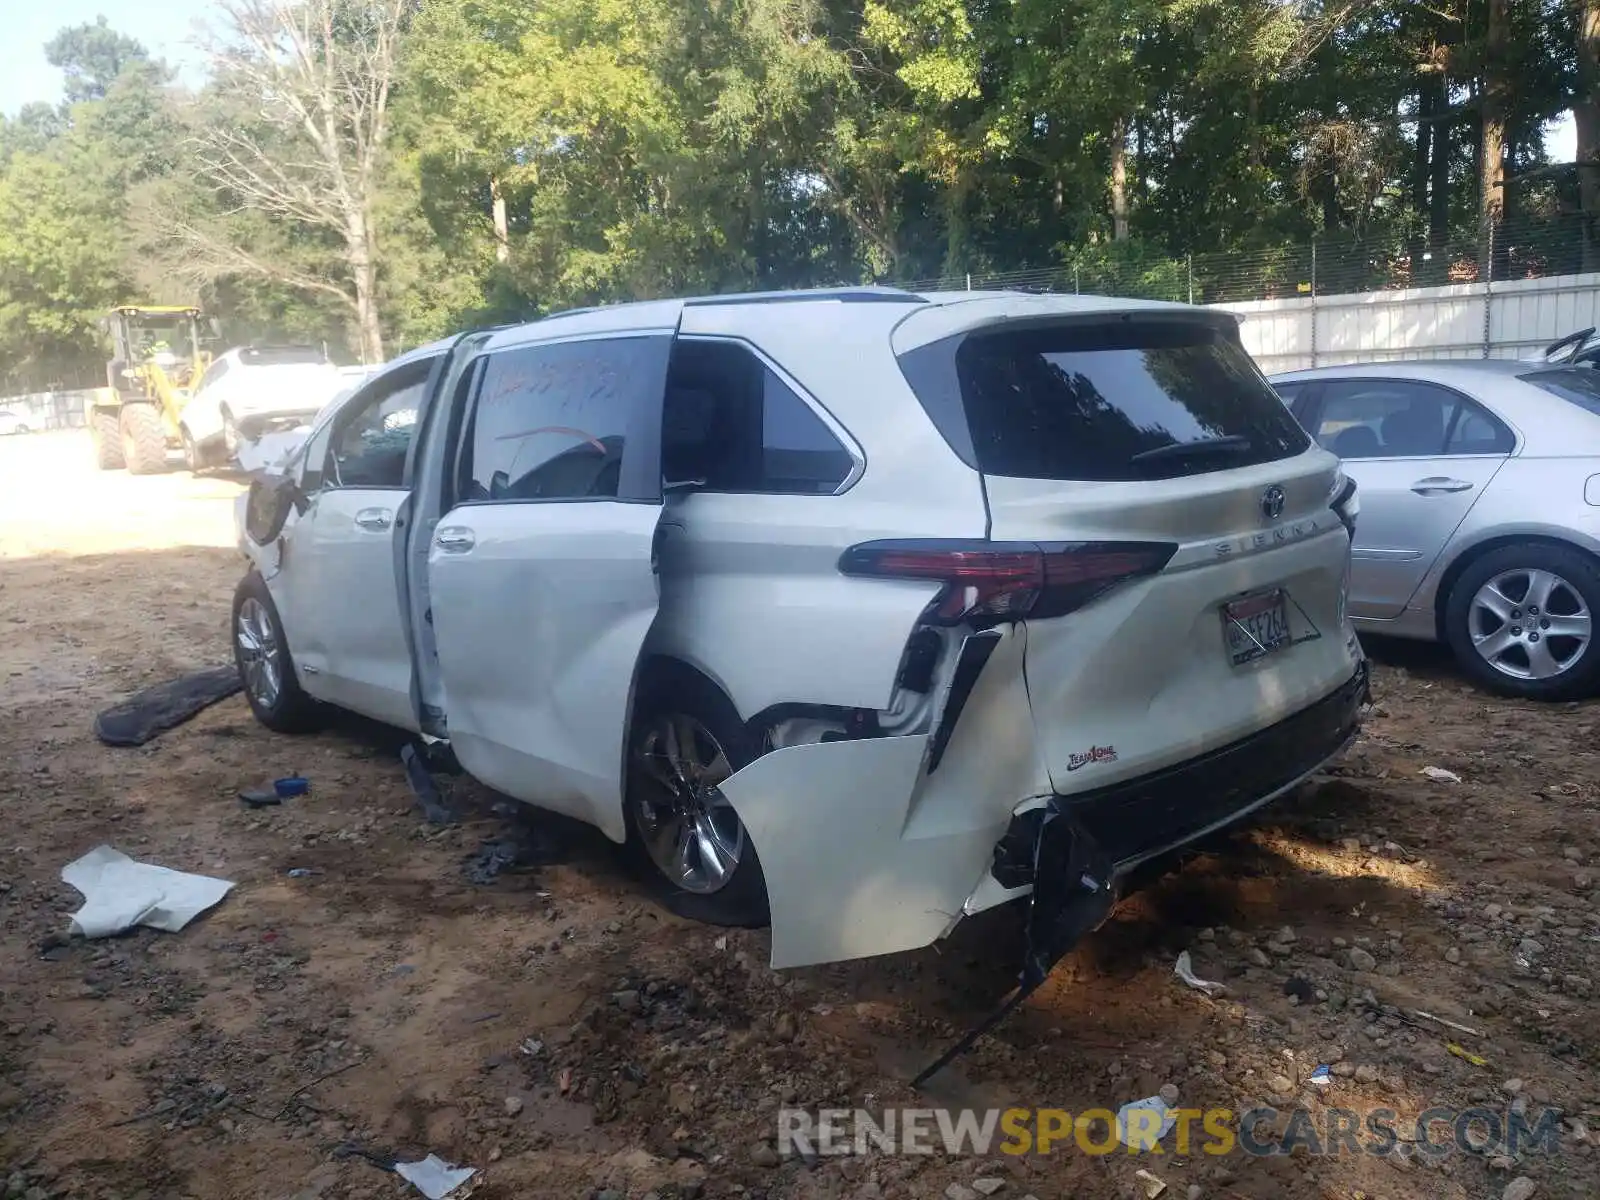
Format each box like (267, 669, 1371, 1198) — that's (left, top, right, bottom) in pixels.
(182, 427, 215, 473)
(623, 667, 770, 927)
(232, 572, 321, 733)
(119, 404, 168, 475)
(1444, 542, 1600, 701)
(91, 410, 125, 470)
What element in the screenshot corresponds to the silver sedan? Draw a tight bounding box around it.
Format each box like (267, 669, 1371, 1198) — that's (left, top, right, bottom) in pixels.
(1272, 359, 1600, 700)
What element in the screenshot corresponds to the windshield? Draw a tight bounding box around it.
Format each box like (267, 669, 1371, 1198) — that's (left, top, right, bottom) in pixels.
(129, 317, 197, 361)
(1520, 367, 1600, 417)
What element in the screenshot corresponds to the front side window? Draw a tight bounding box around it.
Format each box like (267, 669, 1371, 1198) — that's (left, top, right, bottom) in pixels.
(329, 370, 428, 488)
(462, 337, 657, 502)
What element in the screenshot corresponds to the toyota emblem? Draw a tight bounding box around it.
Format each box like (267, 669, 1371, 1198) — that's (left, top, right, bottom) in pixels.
(1260, 484, 1286, 521)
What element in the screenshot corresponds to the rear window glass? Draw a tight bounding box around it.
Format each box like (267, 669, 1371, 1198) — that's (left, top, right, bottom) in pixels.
(940, 322, 1310, 481)
(242, 346, 327, 366)
(1520, 367, 1600, 416)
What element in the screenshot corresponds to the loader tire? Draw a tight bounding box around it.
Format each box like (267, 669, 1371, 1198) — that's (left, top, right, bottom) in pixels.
(91, 410, 125, 471)
(119, 404, 168, 476)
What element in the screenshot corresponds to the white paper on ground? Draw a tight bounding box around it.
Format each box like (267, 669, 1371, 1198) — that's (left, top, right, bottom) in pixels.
(394, 1155, 477, 1199)
(62, 846, 235, 939)
(1115, 1095, 1176, 1150)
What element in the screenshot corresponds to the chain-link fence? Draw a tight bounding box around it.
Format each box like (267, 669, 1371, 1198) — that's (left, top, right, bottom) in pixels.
(896, 212, 1599, 304)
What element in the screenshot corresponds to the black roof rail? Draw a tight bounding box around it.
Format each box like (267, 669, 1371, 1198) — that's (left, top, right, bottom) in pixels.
(507, 286, 923, 330)
(684, 285, 924, 308)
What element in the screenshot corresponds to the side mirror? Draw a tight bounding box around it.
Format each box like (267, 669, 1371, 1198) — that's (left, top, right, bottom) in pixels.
(243, 474, 303, 545)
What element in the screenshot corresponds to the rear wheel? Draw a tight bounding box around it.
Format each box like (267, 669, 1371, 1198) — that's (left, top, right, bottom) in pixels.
(91, 410, 125, 470)
(119, 404, 168, 475)
(1444, 542, 1600, 701)
(623, 669, 770, 927)
(232, 572, 320, 733)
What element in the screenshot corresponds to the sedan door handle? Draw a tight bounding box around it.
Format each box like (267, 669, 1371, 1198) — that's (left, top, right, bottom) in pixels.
(435, 526, 475, 553)
(1410, 477, 1475, 495)
(354, 507, 393, 531)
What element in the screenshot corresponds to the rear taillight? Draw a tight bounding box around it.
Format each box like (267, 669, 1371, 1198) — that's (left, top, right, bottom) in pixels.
(837, 540, 1177, 625)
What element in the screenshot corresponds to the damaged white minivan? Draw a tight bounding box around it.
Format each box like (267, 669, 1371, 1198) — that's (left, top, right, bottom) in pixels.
(233, 287, 1367, 975)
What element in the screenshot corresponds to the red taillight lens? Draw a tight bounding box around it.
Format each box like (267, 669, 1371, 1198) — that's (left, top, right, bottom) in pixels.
(837, 540, 1177, 624)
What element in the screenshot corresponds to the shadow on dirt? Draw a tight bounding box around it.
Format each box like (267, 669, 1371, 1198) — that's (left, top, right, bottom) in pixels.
(807, 773, 1417, 1058)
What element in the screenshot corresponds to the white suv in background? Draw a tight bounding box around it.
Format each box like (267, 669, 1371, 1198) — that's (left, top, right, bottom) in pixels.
(233, 288, 1366, 976)
(181, 345, 349, 468)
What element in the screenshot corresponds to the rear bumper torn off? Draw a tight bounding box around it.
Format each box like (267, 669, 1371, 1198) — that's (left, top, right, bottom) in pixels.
(991, 659, 1369, 893)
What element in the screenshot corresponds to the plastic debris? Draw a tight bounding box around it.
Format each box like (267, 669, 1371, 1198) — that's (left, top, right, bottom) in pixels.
(286, 868, 315, 878)
(393, 1154, 477, 1200)
(1422, 766, 1462, 783)
(1116, 1095, 1176, 1150)
(61, 846, 234, 939)
(1134, 1168, 1168, 1198)
(1448, 1043, 1489, 1067)
(1410, 1009, 1484, 1038)
(240, 775, 307, 807)
(401, 743, 455, 825)
(1309, 1065, 1333, 1087)
(1174, 950, 1227, 997)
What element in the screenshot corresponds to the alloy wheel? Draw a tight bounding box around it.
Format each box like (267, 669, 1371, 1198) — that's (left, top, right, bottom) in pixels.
(631, 713, 744, 894)
(236, 597, 283, 708)
(1469, 567, 1591, 681)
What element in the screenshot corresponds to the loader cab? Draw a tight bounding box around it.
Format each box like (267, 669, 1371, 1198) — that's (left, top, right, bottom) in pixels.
(103, 306, 208, 398)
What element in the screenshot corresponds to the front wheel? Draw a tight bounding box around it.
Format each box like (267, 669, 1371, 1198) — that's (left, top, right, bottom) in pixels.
(232, 572, 321, 732)
(623, 670, 770, 927)
(182, 428, 217, 473)
(1444, 542, 1600, 700)
(119, 404, 168, 475)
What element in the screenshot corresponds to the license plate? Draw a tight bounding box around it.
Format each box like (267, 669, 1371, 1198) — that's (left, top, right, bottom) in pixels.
(1222, 590, 1291, 666)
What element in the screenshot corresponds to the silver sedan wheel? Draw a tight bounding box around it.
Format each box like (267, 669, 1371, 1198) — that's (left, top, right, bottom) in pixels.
(236, 597, 283, 708)
(631, 713, 744, 895)
(1469, 567, 1592, 681)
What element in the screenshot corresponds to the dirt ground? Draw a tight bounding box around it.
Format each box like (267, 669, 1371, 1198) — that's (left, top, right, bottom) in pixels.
(2, 430, 1598, 1200)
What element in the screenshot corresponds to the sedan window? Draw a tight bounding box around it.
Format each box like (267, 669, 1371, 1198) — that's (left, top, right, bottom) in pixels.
(1311, 380, 1512, 459)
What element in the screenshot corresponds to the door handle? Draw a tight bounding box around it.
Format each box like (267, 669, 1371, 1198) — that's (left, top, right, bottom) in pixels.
(354, 507, 393, 531)
(1410, 477, 1474, 495)
(435, 526, 475, 553)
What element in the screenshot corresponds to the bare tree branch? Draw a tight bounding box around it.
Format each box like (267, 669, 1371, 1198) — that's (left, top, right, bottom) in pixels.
(190, 0, 406, 361)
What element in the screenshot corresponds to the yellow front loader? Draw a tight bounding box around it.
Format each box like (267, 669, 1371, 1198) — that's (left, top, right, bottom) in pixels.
(86, 306, 214, 474)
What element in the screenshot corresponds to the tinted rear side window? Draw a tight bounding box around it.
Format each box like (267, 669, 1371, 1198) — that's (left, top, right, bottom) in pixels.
(927, 321, 1310, 482)
(1520, 367, 1600, 417)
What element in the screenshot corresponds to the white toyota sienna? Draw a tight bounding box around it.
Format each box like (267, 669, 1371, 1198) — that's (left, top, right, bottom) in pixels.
(234, 287, 1367, 976)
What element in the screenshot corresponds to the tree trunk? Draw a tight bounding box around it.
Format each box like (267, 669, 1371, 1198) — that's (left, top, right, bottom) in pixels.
(1480, 0, 1508, 277)
(490, 176, 509, 264)
(1110, 115, 1129, 240)
(346, 213, 383, 365)
(1577, 0, 1600, 270)
(1428, 74, 1450, 279)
